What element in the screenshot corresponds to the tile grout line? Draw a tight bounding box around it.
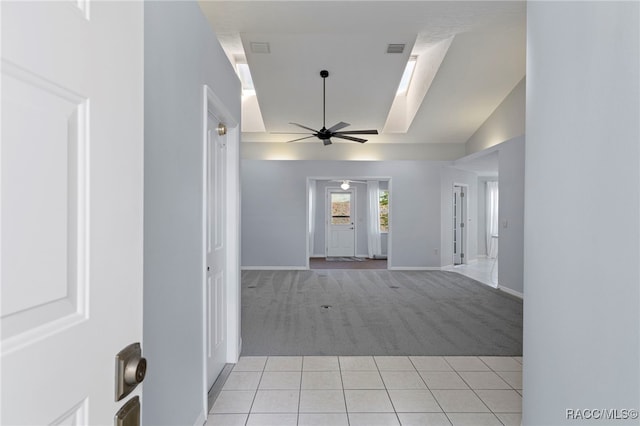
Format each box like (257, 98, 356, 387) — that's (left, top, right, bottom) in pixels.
(409, 356, 451, 426)
(297, 357, 304, 426)
(244, 357, 267, 425)
(337, 357, 351, 426)
(373, 356, 403, 425)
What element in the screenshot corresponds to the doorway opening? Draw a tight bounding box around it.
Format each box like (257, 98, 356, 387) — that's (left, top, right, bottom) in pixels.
(306, 177, 391, 270)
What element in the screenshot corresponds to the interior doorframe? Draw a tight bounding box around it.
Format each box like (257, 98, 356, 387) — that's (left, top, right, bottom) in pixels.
(452, 183, 469, 265)
(201, 85, 241, 415)
(305, 176, 392, 269)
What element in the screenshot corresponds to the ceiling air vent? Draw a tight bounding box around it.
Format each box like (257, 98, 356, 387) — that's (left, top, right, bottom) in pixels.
(386, 44, 405, 54)
(250, 42, 271, 54)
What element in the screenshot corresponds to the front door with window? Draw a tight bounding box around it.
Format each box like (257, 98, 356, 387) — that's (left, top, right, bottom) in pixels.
(327, 190, 355, 257)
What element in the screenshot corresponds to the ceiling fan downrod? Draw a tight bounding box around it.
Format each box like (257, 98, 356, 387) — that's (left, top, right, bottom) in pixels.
(320, 69, 329, 131)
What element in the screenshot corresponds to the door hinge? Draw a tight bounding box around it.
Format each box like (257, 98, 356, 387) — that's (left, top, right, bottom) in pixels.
(460, 192, 465, 198)
(461, 253, 465, 259)
(460, 223, 464, 228)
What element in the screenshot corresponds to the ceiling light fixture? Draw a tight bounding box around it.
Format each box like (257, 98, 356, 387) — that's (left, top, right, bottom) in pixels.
(396, 56, 417, 96)
(340, 181, 350, 190)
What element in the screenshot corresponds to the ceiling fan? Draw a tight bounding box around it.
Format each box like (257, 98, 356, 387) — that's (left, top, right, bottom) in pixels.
(331, 179, 366, 190)
(279, 70, 379, 146)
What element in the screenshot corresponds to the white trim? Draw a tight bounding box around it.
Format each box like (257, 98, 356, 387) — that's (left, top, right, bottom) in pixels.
(388, 266, 442, 271)
(441, 264, 454, 270)
(193, 411, 206, 426)
(241, 266, 308, 271)
(498, 285, 523, 299)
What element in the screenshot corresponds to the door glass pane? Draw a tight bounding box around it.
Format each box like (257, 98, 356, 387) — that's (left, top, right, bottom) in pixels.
(331, 193, 351, 225)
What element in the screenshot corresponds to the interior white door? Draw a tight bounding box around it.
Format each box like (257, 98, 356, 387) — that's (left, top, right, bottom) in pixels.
(327, 190, 356, 257)
(453, 185, 466, 265)
(206, 112, 227, 390)
(1, 2, 144, 424)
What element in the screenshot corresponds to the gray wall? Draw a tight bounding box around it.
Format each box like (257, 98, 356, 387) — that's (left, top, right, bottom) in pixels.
(465, 77, 526, 156)
(242, 161, 447, 268)
(497, 137, 525, 295)
(524, 2, 639, 425)
(143, 2, 240, 424)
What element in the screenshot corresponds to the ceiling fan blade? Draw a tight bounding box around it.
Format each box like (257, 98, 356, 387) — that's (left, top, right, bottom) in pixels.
(327, 121, 350, 133)
(334, 129, 379, 135)
(333, 134, 367, 143)
(290, 122, 319, 133)
(323, 138, 332, 146)
(270, 132, 312, 135)
(286, 135, 316, 143)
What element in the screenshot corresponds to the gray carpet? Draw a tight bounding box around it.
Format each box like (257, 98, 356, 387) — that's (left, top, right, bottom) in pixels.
(241, 270, 522, 356)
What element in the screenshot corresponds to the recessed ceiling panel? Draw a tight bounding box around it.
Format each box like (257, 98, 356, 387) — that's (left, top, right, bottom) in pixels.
(242, 32, 415, 134)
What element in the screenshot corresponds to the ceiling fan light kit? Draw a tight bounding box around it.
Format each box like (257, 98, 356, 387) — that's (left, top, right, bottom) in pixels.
(331, 179, 366, 190)
(284, 70, 379, 146)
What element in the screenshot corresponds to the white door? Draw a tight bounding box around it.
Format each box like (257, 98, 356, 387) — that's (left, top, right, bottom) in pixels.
(327, 190, 356, 257)
(206, 112, 227, 390)
(1, 2, 144, 425)
(453, 185, 466, 265)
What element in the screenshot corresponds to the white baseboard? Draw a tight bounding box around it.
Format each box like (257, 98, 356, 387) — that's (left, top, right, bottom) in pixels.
(194, 411, 206, 426)
(440, 264, 454, 270)
(356, 254, 370, 258)
(498, 285, 523, 299)
(241, 266, 307, 271)
(310, 254, 325, 258)
(388, 266, 441, 271)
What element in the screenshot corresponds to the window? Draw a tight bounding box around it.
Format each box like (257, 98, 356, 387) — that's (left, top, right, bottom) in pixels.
(379, 189, 389, 232)
(236, 62, 255, 96)
(331, 193, 351, 225)
(396, 56, 417, 96)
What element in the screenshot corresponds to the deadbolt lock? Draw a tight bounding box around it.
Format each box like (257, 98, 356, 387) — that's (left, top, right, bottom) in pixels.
(124, 355, 147, 385)
(115, 343, 147, 401)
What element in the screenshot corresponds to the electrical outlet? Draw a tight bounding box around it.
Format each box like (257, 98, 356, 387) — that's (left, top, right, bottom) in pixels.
(502, 220, 508, 228)
(434, 248, 439, 255)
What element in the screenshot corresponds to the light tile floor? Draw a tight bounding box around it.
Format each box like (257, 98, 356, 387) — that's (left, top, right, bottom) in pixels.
(206, 355, 522, 426)
(443, 258, 498, 289)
